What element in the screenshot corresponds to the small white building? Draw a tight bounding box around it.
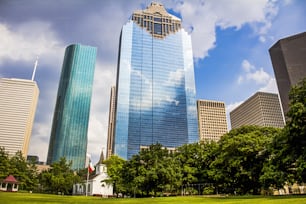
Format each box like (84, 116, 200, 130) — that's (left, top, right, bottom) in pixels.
(73, 151, 113, 197)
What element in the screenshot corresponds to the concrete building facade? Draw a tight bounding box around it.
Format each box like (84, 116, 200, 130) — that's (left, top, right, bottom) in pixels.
(269, 32, 306, 116)
(106, 86, 116, 159)
(197, 100, 228, 142)
(230, 92, 285, 129)
(0, 78, 39, 157)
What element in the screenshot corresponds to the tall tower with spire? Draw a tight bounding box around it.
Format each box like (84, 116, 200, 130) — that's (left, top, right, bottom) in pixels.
(0, 58, 39, 157)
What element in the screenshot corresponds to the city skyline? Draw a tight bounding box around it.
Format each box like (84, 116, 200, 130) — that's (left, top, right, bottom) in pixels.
(0, 0, 305, 162)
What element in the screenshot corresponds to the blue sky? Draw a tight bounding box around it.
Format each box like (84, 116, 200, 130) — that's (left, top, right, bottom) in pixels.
(0, 0, 305, 163)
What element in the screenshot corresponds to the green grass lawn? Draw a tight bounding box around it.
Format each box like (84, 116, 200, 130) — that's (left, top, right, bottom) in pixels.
(1, 192, 306, 204)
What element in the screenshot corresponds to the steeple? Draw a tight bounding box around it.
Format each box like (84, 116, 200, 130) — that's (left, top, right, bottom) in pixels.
(97, 148, 105, 165)
(95, 149, 107, 175)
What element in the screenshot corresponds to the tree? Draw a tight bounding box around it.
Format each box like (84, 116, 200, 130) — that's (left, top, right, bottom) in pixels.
(175, 143, 198, 191)
(121, 143, 182, 197)
(9, 151, 39, 191)
(0, 147, 10, 180)
(122, 154, 146, 197)
(137, 143, 179, 196)
(163, 151, 182, 194)
(39, 157, 79, 194)
(104, 155, 126, 197)
(124, 144, 177, 196)
(286, 78, 306, 183)
(0, 148, 38, 191)
(211, 126, 280, 195)
(265, 78, 306, 186)
(24, 157, 39, 191)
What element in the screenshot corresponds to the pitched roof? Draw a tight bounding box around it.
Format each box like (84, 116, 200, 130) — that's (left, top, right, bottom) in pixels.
(97, 149, 105, 165)
(3, 175, 18, 184)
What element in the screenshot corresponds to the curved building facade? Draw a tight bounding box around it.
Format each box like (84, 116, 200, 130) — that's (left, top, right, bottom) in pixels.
(114, 3, 198, 159)
(47, 44, 97, 170)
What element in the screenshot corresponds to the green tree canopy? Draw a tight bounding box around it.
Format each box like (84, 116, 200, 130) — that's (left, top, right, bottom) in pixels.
(0, 147, 10, 180)
(39, 157, 79, 194)
(287, 78, 306, 182)
(211, 126, 280, 195)
(265, 78, 306, 186)
(104, 155, 126, 197)
(0, 148, 39, 191)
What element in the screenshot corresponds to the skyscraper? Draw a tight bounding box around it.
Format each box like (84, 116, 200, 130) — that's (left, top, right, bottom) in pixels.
(197, 100, 228, 142)
(47, 44, 97, 170)
(113, 3, 198, 159)
(230, 92, 285, 129)
(106, 86, 116, 159)
(0, 78, 39, 157)
(269, 32, 306, 116)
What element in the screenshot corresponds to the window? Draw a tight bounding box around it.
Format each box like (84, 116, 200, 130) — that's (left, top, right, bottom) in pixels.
(154, 17, 162, 22)
(154, 23, 162, 35)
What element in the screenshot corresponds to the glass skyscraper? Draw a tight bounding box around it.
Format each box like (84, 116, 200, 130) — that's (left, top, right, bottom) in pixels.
(113, 3, 198, 159)
(47, 44, 97, 170)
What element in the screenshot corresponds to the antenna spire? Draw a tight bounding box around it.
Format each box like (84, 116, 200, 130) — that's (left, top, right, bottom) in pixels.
(31, 56, 39, 81)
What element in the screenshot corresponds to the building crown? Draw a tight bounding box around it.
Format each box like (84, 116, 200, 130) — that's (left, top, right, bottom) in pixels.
(132, 2, 181, 39)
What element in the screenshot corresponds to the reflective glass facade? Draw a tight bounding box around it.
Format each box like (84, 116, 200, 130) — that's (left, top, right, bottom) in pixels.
(47, 44, 97, 170)
(114, 3, 198, 159)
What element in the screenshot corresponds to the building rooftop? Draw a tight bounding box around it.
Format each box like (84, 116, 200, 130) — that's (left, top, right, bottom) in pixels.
(131, 2, 182, 38)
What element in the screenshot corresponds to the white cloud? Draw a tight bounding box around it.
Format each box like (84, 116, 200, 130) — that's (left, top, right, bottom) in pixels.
(29, 122, 51, 160)
(246, 67, 270, 84)
(242, 59, 255, 72)
(174, 0, 278, 58)
(259, 78, 278, 93)
(226, 101, 243, 114)
(238, 59, 271, 85)
(0, 22, 63, 65)
(87, 61, 116, 161)
(175, 1, 217, 58)
(0, 21, 65, 162)
(237, 76, 243, 84)
(259, 35, 266, 42)
(87, 115, 107, 162)
(211, 0, 274, 29)
(283, 0, 294, 5)
(264, 0, 306, 44)
(226, 101, 243, 130)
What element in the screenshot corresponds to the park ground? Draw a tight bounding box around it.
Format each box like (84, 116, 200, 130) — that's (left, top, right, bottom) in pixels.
(1, 192, 306, 204)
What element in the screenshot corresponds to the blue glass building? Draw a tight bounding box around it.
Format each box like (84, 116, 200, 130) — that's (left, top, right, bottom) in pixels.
(47, 44, 97, 170)
(114, 3, 198, 159)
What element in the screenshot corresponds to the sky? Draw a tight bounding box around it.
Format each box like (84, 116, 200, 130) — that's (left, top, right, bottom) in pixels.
(0, 0, 305, 163)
